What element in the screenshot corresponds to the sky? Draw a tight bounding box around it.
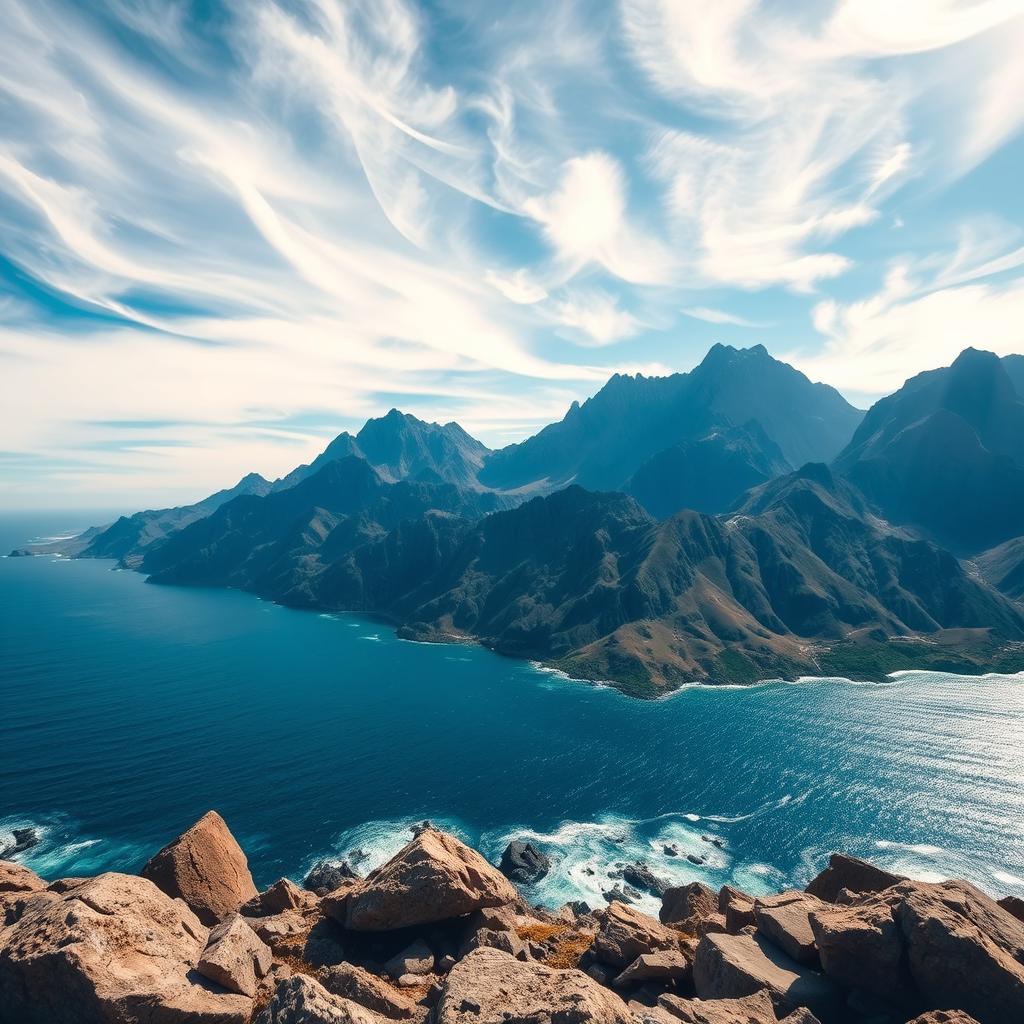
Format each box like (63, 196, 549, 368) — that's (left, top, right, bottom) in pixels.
(1, 0, 1023, 509)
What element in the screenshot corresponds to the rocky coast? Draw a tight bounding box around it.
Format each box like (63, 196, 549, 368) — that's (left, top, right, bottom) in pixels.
(1, 812, 1021, 1024)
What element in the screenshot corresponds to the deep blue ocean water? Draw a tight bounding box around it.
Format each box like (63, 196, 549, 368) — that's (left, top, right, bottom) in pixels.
(2, 511, 1023, 913)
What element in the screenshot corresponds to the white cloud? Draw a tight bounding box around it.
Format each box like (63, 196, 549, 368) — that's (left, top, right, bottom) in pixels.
(551, 291, 641, 346)
(789, 224, 1024, 393)
(681, 307, 764, 328)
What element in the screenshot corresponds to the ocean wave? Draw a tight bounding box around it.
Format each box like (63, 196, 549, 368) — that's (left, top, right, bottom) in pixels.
(0, 812, 145, 879)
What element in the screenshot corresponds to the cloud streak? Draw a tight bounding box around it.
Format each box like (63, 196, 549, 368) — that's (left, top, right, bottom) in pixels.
(0, 0, 1022, 505)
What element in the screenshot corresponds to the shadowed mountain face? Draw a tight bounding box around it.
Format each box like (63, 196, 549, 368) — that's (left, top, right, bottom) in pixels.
(834, 348, 1024, 552)
(1003, 354, 1024, 398)
(976, 535, 1024, 603)
(272, 409, 492, 492)
(625, 422, 790, 518)
(477, 344, 863, 495)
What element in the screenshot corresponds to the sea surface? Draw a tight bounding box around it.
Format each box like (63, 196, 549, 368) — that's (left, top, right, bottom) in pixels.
(2, 511, 1023, 913)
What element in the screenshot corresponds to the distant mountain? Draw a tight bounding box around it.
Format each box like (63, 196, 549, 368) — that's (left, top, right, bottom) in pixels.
(74, 472, 272, 566)
(477, 344, 862, 511)
(625, 422, 790, 518)
(834, 348, 1024, 552)
(143, 456, 502, 604)
(975, 535, 1024, 603)
(1003, 354, 1024, 398)
(272, 410, 490, 492)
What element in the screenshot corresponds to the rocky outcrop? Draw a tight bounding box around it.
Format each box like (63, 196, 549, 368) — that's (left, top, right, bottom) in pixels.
(753, 892, 827, 966)
(254, 974, 385, 1023)
(141, 810, 258, 925)
(999, 894, 1024, 923)
(692, 932, 842, 1021)
(306, 860, 359, 896)
(804, 854, 905, 903)
(330, 827, 518, 931)
(436, 947, 633, 1024)
(197, 913, 272, 997)
(498, 840, 551, 885)
(590, 901, 687, 970)
(1, 827, 1020, 1024)
(661, 882, 718, 928)
(318, 963, 421, 1019)
(0, 827, 40, 860)
(810, 879, 1024, 1024)
(0, 872, 252, 1023)
(245, 878, 320, 916)
(0, 860, 44, 895)
(655, 988, 779, 1023)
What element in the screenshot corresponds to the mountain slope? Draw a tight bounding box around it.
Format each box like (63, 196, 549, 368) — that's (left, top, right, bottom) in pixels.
(75, 472, 273, 566)
(834, 348, 1024, 552)
(143, 456, 501, 605)
(478, 344, 862, 496)
(626, 423, 790, 518)
(1003, 354, 1024, 398)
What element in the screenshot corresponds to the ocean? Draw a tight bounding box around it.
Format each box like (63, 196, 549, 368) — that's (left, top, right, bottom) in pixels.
(2, 511, 1022, 914)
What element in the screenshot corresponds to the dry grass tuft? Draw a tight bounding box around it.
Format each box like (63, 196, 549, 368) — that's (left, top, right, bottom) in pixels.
(516, 922, 568, 943)
(542, 932, 594, 970)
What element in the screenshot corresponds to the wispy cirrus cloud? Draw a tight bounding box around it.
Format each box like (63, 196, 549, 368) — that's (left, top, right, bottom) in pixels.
(0, 0, 1022, 506)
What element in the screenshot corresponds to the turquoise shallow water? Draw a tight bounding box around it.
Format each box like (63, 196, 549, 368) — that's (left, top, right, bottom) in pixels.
(2, 511, 1023, 913)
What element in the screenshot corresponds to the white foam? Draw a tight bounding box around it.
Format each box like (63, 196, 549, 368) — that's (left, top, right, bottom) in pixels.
(993, 870, 1024, 886)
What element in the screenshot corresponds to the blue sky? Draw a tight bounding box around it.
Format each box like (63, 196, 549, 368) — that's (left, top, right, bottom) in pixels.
(1, 0, 1023, 508)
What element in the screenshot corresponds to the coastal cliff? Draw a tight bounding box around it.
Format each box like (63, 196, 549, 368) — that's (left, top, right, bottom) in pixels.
(1, 815, 1021, 1023)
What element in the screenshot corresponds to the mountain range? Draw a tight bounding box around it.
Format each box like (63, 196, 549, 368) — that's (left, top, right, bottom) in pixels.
(25, 343, 1024, 697)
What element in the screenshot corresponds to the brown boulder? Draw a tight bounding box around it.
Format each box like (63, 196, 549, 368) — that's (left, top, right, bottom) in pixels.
(662, 882, 718, 927)
(141, 810, 258, 925)
(656, 988, 778, 1022)
(809, 899, 909, 1001)
(720, 886, 757, 933)
(0, 871, 252, 1023)
(591, 901, 686, 969)
(804, 854, 904, 903)
(894, 880, 1024, 1024)
(436, 946, 633, 1024)
(693, 931, 842, 1022)
(613, 949, 690, 987)
(332, 828, 518, 931)
(998, 895, 1024, 923)
(255, 974, 386, 1022)
(753, 892, 827, 966)
(318, 962, 421, 1019)
(904, 1013, 981, 1023)
(245, 878, 319, 917)
(0, 860, 44, 894)
(197, 913, 272, 998)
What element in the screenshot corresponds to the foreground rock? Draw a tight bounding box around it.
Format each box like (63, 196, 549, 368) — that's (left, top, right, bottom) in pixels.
(693, 931, 841, 1021)
(0, 859, 44, 895)
(655, 988, 779, 1023)
(591, 901, 688, 970)
(661, 882, 718, 928)
(196, 913, 272, 997)
(318, 963, 421, 1019)
(329, 827, 519, 930)
(753, 892, 827, 965)
(141, 810, 258, 925)
(804, 854, 904, 903)
(255, 974, 384, 1023)
(811, 878, 1024, 1024)
(436, 947, 633, 1024)
(0, 872, 252, 1023)
(499, 840, 551, 885)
